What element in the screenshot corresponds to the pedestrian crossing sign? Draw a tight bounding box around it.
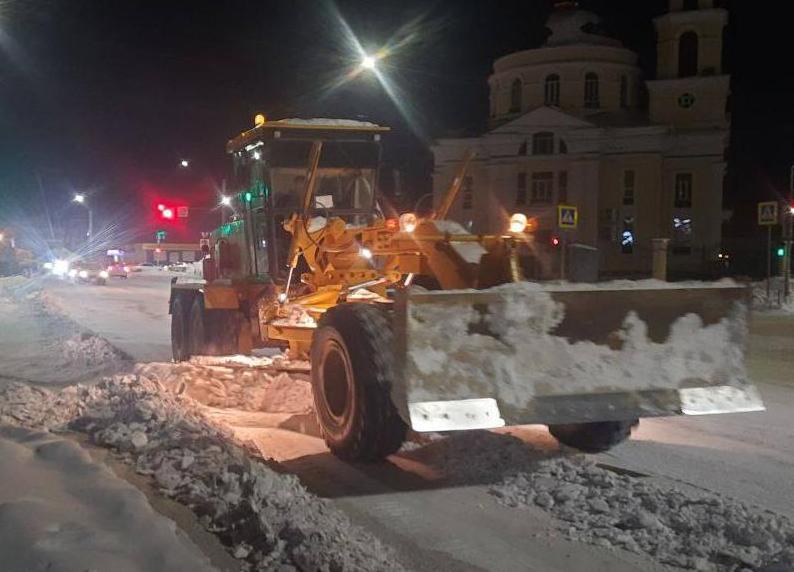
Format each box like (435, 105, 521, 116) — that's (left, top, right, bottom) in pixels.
(758, 201, 778, 226)
(558, 205, 578, 229)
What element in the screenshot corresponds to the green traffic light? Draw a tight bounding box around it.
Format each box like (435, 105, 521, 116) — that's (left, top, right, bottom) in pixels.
(777, 247, 785, 257)
(244, 191, 253, 203)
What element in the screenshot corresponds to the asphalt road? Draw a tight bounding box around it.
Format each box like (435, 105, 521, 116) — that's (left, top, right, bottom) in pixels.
(43, 271, 794, 571)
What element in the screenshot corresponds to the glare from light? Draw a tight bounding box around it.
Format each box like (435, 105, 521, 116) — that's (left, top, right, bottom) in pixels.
(53, 259, 69, 276)
(99, 270, 109, 279)
(157, 203, 166, 211)
(252, 150, 262, 160)
(123, 266, 130, 272)
(180, 159, 189, 168)
(399, 212, 417, 233)
(360, 247, 373, 259)
(361, 54, 377, 70)
(509, 213, 528, 233)
(68, 269, 78, 278)
(0, 233, 4, 242)
(220, 195, 232, 206)
(162, 208, 174, 219)
(790, 206, 794, 215)
(277, 292, 288, 304)
(73, 193, 86, 204)
(78, 270, 88, 279)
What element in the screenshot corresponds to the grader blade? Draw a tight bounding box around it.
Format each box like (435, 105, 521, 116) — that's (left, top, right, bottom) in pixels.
(394, 281, 764, 432)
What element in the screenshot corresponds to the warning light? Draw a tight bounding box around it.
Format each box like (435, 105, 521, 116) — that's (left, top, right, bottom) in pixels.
(552, 236, 560, 246)
(385, 218, 399, 232)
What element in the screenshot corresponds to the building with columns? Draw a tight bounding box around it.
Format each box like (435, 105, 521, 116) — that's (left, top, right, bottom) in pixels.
(432, 0, 730, 278)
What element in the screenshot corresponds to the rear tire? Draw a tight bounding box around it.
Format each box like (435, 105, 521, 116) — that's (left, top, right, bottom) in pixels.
(548, 420, 636, 453)
(311, 303, 407, 461)
(171, 295, 191, 362)
(189, 296, 240, 356)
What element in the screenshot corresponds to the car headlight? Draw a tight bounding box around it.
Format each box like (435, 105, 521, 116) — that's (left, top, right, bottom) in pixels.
(123, 266, 130, 272)
(399, 212, 417, 233)
(508, 213, 528, 233)
(68, 269, 78, 278)
(43, 262, 53, 270)
(78, 270, 88, 279)
(99, 270, 109, 279)
(53, 260, 70, 276)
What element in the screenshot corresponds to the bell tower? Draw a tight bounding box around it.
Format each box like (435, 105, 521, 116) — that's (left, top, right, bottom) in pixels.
(647, 0, 729, 128)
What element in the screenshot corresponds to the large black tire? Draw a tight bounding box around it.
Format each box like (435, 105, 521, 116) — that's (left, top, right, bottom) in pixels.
(548, 420, 636, 453)
(189, 296, 240, 356)
(171, 295, 191, 362)
(310, 303, 407, 461)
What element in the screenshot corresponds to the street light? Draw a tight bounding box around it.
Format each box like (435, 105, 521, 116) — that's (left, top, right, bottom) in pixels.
(220, 195, 232, 206)
(180, 159, 190, 168)
(72, 193, 92, 238)
(360, 54, 377, 70)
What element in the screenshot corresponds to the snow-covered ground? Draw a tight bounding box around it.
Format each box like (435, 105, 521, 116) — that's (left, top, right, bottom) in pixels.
(5, 272, 794, 571)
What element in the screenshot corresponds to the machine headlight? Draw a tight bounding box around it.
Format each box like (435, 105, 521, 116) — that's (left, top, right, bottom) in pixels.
(53, 259, 69, 276)
(509, 213, 528, 233)
(78, 270, 88, 279)
(123, 266, 130, 272)
(99, 270, 109, 279)
(359, 247, 373, 259)
(399, 212, 417, 233)
(43, 262, 54, 270)
(68, 269, 78, 278)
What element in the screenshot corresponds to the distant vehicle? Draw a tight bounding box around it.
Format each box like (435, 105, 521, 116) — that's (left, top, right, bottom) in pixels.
(70, 264, 108, 285)
(107, 262, 129, 278)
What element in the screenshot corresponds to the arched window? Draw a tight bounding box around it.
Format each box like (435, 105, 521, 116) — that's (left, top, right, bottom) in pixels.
(620, 75, 629, 108)
(544, 74, 560, 106)
(584, 73, 600, 109)
(678, 32, 699, 77)
(510, 78, 522, 113)
(532, 132, 554, 155)
(683, 0, 699, 10)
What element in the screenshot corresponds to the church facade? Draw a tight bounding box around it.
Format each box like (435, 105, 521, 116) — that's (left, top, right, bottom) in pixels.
(431, 0, 730, 278)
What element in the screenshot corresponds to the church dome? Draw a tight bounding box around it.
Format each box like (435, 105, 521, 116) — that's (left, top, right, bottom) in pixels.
(544, 6, 621, 47)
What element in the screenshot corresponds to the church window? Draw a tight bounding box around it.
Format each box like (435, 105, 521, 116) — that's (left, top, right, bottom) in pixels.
(675, 173, 693, 208)
(516, 173, 527, 206)
(510, 78, 522, 113)
(530, 172, 554, 204)
(544, 74, 560, 106)
(623, 170, 635, 206)
(532, 132, 554, 155)
(461, 176, 474, 210)
(620, 75, 629, 108)
(584, 73, 600, 109)
(678, 32, 699, 78)
(599, 208, 617, 241)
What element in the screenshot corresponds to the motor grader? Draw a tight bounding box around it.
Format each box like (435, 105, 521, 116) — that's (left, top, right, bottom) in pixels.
(169, 116, 763, 461)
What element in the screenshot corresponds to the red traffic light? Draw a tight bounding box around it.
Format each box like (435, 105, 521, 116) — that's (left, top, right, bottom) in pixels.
(551, 236, 560, 246)
(157, 203, 166, 212)
(161, 208, 174, 220)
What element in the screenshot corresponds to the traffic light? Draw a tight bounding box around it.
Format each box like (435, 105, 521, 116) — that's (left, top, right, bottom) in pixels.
(777, 246, 786, 257)
(161, 208, 174, 220)
(551, 236, 560, 247)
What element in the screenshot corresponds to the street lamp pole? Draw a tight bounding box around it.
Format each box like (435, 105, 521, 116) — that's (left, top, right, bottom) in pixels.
(786, 166, 793, 301)
(73, 193, 93, 240)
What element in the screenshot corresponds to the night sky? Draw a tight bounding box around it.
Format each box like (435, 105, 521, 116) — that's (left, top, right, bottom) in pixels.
(0, 0, 789, 249)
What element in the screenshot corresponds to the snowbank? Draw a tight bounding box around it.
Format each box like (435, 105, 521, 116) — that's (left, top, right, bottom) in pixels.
(0, 425, 215, 572)
(752, 279, 794, 314)
(490, 456, 794, 571)
(0, 374, 402, 571)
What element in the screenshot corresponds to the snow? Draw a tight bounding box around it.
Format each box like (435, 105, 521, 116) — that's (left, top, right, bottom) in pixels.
(752, 278, 794, 314)
(0, 425, 215, 572)
(405, 281, 751, 412)
(490, 455, 794, 571)
(269, 117, 382, 128)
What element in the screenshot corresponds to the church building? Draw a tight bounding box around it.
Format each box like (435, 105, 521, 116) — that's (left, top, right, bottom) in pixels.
(431, 0, 730, 277)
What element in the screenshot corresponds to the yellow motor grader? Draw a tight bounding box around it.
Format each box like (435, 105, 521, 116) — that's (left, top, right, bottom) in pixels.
(169, 117, 763, 461)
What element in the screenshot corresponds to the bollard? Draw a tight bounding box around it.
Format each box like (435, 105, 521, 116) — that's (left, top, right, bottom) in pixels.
(652, 238, 670, 281)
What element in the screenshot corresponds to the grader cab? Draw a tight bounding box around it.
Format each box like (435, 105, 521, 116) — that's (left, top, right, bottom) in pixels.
(169, 117, 762, 461)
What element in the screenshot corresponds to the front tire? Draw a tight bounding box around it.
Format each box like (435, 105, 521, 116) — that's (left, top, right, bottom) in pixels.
(171, 295, 191, 362)
(310, 304, 407, 461)
(548, 420, 636, 453)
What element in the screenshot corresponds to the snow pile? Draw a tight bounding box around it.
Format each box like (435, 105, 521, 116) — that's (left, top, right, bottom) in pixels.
(491, 457, 794, 571)
(0, 376, 402, 571)
(135, 360, 313, 414)
(270, 117, 382, 128)
(406, 281, 749, 410)
(0, 425, 215, 572)
(752, 279, 794, 314)
(61, 332, 126, 367)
